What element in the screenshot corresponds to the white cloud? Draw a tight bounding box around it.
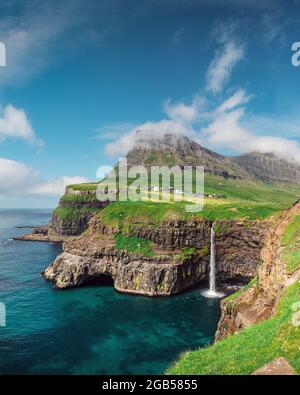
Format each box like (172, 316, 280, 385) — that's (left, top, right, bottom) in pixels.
(215, 89, 251, 113)
(0, 157, 90, 198)
(0, 104, 43, 147)
(206, 40, 244, 95)
(95, 123, 137, 141)
(105, 86, 300, 165)
(244, 113, 300, 139)
(163, 96, 205, 124)
(202, 92, 300, 164)
(104, 97, 204, 156)
(0, 3, 71, 85)
(102, 20, 300, 165)
(0, 0, 116, 85)
(105, 119, 195, 157)
(31, 176, 91, 196)
(0, 158, 38, 195)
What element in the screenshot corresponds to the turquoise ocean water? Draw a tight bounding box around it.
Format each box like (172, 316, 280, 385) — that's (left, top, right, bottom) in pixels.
(0, 209, 220, 374)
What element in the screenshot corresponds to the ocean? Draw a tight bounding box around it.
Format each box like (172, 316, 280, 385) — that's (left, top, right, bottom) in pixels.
(0, 209, 220, 374)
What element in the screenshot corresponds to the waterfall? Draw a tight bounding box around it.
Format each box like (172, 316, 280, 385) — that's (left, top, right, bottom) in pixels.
(209, 226, 216, 293)
(202, 224, 225, 298)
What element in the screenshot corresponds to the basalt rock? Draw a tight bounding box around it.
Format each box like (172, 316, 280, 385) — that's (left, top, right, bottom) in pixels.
(89, 216, 267, 282)
(42, 215, 268, 296)
(43, 236, 209, 296)
(48, 188, 109, 236)
(49, 212, 93, 236)
(89, 217, 212, 248)
(214, 220, 267, 281)
(215, 200, 300, 340)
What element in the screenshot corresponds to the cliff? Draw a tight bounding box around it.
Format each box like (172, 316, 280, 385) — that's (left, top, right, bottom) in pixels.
(49, 187, 109, 236)
(41, 185, 267, 296)
(215, 200, 300, 340)
(43, 235, 210, 296)
(167, 199, 300, 375)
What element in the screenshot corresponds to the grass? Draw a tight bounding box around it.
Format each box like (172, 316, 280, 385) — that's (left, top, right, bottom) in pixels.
(64, 175, 300, 225)
(175, 246, 209, 262)
(53, 206, 99, 221)
(282, 215, 300, 273)
(166, 280, 300, 375)
(68, 183, 98, 191)
(114, 234, 154, 256)
(60, 194, 99, 204)
(225, 278, 258, 309)
(204, 175, 300, 204)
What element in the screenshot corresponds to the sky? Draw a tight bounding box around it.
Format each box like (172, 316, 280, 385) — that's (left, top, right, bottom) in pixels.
(0, 0, 300, 208)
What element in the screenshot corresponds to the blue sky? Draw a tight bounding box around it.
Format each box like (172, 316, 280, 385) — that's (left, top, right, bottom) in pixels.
(0, 0, 300, 208)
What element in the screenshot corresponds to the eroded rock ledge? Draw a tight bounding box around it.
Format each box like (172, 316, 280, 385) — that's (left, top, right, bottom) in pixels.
(42, 236, 209, 296)
(42, 215, 267, 296)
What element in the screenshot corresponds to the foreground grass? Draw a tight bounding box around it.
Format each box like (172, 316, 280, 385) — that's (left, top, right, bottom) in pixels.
(282, 215, 300, 273)
(166, 281, 300, 375)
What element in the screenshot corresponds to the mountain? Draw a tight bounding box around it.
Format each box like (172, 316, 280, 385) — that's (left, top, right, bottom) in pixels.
(231, 152, 300, 183)
(126, 133, 250, 180)
(126, 133, 300, 184)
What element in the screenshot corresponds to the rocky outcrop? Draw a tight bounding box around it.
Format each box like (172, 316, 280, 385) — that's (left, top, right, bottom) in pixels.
(215, 200, 300, 340)
(43, 236, 209, 296)
(16, 182, 268, 296)
(215, 220, 267, 281)
(89, 217, 212, 248)
(49, 212, 93, 236)
(13, 226, 67, 243)
(42, 214, 268, 296)
(89, 216, 267, 282)
(48, 187, 109, 236)
(252, 358, 297, 375)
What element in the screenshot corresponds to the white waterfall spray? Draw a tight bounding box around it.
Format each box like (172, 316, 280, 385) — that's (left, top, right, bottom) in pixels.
(209, 225, 216, 293)
(202, 224, 225, 298)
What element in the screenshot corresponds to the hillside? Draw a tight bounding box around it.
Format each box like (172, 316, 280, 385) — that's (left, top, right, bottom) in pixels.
(126, 133, 250, 180)
(231, 152, 300, 183)
(126, 133, 300, 183)
(62, 134, 300, 228)
(167, 201, 300, 375)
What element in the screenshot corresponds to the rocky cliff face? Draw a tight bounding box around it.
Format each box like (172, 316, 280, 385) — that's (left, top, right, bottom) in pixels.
(231, 152, 300, 183)
(49, 214, 92, 236)
(89, 217, 212, 248)
(39, 179, 270, 297)
(215, 220, 267, 281)
(43, 209, 267, 296)
(48, 187, 108, 236)
(43, 236, 209, 296)
(215, 200, 300, 340)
